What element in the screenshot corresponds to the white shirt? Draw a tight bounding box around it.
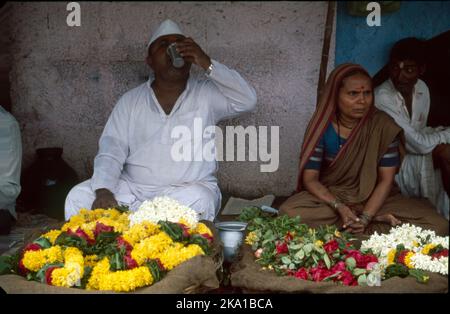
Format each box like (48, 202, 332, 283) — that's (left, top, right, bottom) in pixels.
(375, 79, 450, 154)
(0, 106, 22, 219)
(91, 60, 257, 201)
(375, 79, 449, 219)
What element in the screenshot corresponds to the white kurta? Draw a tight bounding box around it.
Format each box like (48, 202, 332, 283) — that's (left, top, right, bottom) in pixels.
(375, 79, 450, 219)
(0, 106, 22, 220)
(65, 60, 257, 221)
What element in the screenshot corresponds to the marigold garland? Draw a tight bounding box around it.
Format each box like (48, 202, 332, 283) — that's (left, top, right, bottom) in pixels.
(6, 198, 214, 292)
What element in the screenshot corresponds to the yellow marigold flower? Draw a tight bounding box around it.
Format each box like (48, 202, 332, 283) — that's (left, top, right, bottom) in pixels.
(87, 257, 111, 290)
(245, 231, 258, 245)
(22, 246, 64, 272)
(51, 247, 84, 288)
(158, 244, 204, 271)
(334, 230, 341, 238)
(195, 222, 213, 237)
(97, 266, 153, 292)
(387, 249, 396, 265)
(131, 232, 173, 265)
(179, 218, 195, 230)
(421, 243, 437, 255)
(122, 221, 160, 246)
(315, 240, 323, 248)
(42, 230, 62, 245)
(84, 255, 99, 267)
(404, 251, 415, 269)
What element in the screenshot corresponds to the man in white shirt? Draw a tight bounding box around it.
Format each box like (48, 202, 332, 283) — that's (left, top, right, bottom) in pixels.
(65, 19, 257, 221)
(0, 105, 22, 234)
(375, 38, 450, 219)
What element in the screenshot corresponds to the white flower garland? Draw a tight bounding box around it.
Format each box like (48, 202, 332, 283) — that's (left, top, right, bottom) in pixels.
(129, 196, 199, 228)
(410, 254, 448, 275)
(361, 224, 449, 275)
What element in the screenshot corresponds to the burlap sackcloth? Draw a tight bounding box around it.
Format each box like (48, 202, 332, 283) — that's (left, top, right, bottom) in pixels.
(0, 221, 223, 294)
(230, 243, 448, 293)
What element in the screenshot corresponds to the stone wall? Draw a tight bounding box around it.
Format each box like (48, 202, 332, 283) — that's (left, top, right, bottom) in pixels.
(9, 1, 335, 198)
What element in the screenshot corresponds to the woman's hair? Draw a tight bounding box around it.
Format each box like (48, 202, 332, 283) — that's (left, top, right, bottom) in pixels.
(338, 69, 371, 90)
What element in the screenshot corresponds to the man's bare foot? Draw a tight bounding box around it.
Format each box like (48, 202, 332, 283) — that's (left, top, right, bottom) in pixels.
(373, 213, 401, 226)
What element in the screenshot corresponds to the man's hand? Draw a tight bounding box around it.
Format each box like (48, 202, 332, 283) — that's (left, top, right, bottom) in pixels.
(92, 188, 118, 210)
(176, 37, 211, 70)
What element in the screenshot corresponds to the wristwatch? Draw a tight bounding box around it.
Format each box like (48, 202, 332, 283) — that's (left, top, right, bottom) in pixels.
(206, 63, 214, 76)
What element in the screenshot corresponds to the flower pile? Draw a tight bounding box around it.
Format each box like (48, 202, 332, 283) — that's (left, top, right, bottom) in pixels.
(0, 198, 214, 292)
(361, 224, 448, 279)
(129, 196, 199, 228)
(239, 207, 382, 286)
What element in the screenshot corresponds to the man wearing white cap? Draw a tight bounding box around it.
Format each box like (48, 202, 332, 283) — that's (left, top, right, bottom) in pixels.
(65, 19, 257, 221)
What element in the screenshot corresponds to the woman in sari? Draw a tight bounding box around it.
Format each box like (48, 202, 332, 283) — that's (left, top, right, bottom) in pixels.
(279, 64, 448, 236)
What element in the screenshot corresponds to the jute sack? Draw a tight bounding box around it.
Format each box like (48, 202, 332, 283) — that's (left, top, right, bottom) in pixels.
(0, 221, 223, 294)
(230, 244, 448, 293)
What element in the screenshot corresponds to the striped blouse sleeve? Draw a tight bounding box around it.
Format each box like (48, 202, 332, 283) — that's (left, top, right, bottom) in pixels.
(378, 137, 400, 167)
(304, 136, 325, 170)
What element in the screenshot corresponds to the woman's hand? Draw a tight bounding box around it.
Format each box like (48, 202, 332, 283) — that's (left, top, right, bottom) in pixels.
(337, 205, 362, 233)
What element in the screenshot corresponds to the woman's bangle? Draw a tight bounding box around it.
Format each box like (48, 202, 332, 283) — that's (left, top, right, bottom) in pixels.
(328, 199, 343, 211)
(359, 212, 373, 226)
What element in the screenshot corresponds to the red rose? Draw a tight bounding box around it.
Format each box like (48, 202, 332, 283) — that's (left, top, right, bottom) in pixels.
(345, 250, 377, 268)
(176, 223, 191, 238)
(124, 255, 138, 269)
(324, 240, 339, 254)
(294, 268, 309, 280)
(276, 242, 289, 254)
(94, 222, 114, 237)
(117, 236, 133, 253)
(331, 261, 346, 273)
(284, 232, 294, 242)
(431, 249, 448, 260)
(396, 250, 410, 266)
(339, 270, 357, 286)
(200, 233, 214, 243)
(67, 228, 95, 245)
(310, 265, 332, 282)
(23, 243, 42, 252)
(18, 259, 29, 276)
(154, 258, 165, 271)
(45, 266, 60, 285)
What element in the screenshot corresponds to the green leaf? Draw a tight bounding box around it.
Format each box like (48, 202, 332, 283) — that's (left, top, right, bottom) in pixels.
(289, 243, 302, 250)
(303, 244, 313, 254)
(345, 257, 356, 270)
(188, 234, 211, 255)
(79, 266, 93, 289)
(352, 268, 367, 276)
(288, 263, 296, 270)
(323, 254, 331, 269)
(0, 255, 13, 275)
(115, 205, 130, 213)
(385, 264, 409, 279)
(295, 249, 305, 260)
(409, 269, 429, 284)
(281, 256, 291, 265)
(35, 263, 64, 283)
(33, 237, 52, 249)
(357, 274, 368, 286)
(158, 221, 185, 242)
(146, 260, 166, 283)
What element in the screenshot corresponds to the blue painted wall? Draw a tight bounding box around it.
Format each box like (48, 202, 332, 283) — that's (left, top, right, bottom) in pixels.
(335, 1, 450, 76)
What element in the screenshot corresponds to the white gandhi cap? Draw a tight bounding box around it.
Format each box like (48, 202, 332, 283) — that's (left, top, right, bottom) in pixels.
(147, 19, 184, 49)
